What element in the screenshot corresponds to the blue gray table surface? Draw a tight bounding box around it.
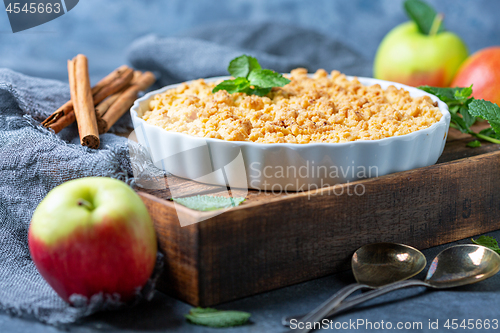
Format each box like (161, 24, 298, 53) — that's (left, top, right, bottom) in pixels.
(2, 0, 500, 332)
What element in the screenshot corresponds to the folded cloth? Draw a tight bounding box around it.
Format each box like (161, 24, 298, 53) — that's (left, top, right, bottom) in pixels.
(127, 21, 371, 87)
(0, 21, 370, 325)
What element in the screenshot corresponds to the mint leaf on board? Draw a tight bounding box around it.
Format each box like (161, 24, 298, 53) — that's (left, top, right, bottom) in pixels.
(172, 195, 245, 211)
(472, 236, 500, 254)
(404, 0, 444, 35)
(185, 307, 251, 328)
(468, 99, 500, 136)
(228, 55, 261, 79)
(248, 69, 291, 88)
(466, 140, 481, 148)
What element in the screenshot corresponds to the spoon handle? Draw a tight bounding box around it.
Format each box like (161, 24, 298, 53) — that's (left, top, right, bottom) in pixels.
(322, 279, 430, 320)
(284, 283, 373, 331)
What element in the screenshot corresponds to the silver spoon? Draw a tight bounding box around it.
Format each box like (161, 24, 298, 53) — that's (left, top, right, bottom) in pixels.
(291, 244, 500, 333)
(282, 243, 427, 327)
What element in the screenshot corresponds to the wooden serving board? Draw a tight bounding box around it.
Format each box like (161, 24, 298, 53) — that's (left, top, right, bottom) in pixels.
(137, 123, 500, 307)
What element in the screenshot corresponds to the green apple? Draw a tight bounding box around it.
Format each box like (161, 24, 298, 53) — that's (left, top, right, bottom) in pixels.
(374, 21, 468, 87)
(28, 177, 157, 304)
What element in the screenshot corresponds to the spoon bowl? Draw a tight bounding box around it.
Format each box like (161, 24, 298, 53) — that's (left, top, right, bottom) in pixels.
(425, 244, 500, 288)
(353, 243, 427, 287)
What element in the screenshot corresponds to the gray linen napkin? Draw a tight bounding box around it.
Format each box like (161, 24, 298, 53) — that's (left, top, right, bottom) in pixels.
(0, 22, 370, 325)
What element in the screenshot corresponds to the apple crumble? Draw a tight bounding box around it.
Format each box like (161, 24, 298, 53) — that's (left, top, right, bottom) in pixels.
(142, 68, 442, 143)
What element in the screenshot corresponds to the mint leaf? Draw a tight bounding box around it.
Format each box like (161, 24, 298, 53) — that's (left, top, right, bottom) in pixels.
(233, 77, 252, 90)
(419, 86, 472, 105)
(455, 85, 473, 101)
(185, 307, 251, 328)
(468, 99, 500, 136)
(247, 56, 262, 74)
(212, 77, 252, 94)
(249, 87, 272, 97)
(172, 195, 245, 211)
(228, 55, 261, 79)
(404, 0, 444, 35)
(472, 236, 500, 254)
(248, 69, 291, 88)
(459, 105, 476, 128)
(450, 113, 469, 134)
(212, 79, 244, 94)
(467, 140, 481, 148)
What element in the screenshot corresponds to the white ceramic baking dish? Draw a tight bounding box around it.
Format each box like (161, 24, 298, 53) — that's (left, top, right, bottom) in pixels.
(131, 76, 450, 191)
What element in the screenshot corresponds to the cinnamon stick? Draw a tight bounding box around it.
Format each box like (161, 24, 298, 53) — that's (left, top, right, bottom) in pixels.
(68, 55, 99, 149)
(42, 65, 133, 133)
(99, 71, 156, 134)
(95, 71, 143, 133)
(92, 65, 130, 95)
(131, 70, 143, 85)
(95, 94, 120, 133)
(96, 71, 142, 118)
(92, 67, 134, 105)
(41, 100, 74, 133)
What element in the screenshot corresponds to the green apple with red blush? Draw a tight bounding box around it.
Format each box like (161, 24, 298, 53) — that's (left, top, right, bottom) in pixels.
(374, 0, 468, 87)
(28, 177, 157, 304)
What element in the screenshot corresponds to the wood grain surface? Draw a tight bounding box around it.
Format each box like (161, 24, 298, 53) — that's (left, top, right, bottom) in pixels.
(138, 125, 500, 306)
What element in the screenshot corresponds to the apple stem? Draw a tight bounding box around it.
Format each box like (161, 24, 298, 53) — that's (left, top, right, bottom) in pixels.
(429, 14, 444, 36)
(77, 199, 94, 211)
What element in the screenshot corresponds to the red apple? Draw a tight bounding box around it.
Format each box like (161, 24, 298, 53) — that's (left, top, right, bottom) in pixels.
(451, 46, 500, 106)
(28, 177, 157, 304)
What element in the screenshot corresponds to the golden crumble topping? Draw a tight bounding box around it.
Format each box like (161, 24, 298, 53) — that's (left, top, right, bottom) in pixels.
(142, 68, 442, 143)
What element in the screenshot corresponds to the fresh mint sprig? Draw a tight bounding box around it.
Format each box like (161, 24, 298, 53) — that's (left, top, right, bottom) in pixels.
(213, 55, 290, 97)
(419, 85, 500, 145)
(185, 307, 251, 328)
